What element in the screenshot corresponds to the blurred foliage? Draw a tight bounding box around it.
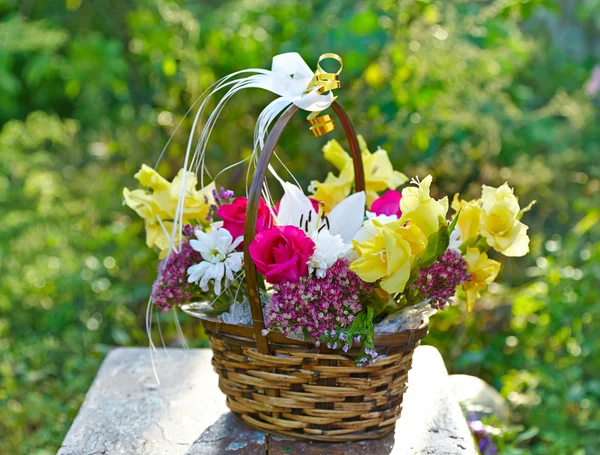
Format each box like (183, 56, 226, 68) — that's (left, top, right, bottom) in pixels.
(0, 0, 598, 453)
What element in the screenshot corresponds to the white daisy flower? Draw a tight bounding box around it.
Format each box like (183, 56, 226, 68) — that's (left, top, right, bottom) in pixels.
(187, 225, 243, 295)
(307, 230, 352, 278)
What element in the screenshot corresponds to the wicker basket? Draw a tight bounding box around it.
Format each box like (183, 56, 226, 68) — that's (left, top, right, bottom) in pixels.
(199, 101, 429, 442)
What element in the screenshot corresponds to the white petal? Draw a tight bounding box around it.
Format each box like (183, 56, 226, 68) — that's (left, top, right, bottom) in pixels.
(353, 214, 396, 243)
(226, 252, 244, 272)
(230, 236, 244, 251)
(200, 272, 211, 292)
(225, 264, 234, 281)
(189, 239, 209, 256)
(327, 191, 366, 243)
(215, 229, 233, 255)
(277, 181, 317, 227)
(213, 274, 223, 295)
(187, 262, 210, 284)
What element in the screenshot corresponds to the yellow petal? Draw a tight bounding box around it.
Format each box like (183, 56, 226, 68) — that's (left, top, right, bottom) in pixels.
(357, 135, 370, 154)
(463, 285, 481, 312)
(376, 220, 428, 256)
(349, 252, 387, 282)
(134, 164, 170, 190)
(380, 259, 411, 293)
(170, 169, 199, 200)
(322, 139, 351, 171)
(481, 183, 519, 215)
(452, 195, 482, 241)
(497, 221, 530, 257)
(462, 248, 501, 311)
(311, 172, 352, 212)
(146, 220, 171, 252)
(365, 189, 380, 209)
(383, 230, 411, 277)
(123, 188, 166, 220)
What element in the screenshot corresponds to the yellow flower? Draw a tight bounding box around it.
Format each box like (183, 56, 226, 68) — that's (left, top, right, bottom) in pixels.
(310, 167, 354, 211)
(462, 248, 501, 311)
(350, 227, 413, 294)
(400, 175, 448, 237)
(310, 135, 408, 211)
(375, 220, 428, 256)
(322, 138, 351, 171)
(451, 194, 483, 242)
(123, 165, 214, 256)
(479, 183, 531, 257)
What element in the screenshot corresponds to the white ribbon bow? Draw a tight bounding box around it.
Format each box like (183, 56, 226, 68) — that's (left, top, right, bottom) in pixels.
(268, 52, 334, 112)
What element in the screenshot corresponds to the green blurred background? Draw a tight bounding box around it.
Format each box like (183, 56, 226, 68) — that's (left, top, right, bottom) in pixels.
(1, 0, 599, 453)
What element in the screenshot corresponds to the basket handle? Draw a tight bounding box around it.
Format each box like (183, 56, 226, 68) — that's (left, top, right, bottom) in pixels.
(243, 101, 365, 354)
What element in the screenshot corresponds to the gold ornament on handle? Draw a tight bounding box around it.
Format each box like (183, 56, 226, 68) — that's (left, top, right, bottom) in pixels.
(306, 53, 343, 137)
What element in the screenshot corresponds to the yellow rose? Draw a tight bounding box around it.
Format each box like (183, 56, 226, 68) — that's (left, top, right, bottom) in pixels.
(462, 248, 501, 311)
(451, 194, 483, 242)
(479, 183, 530, 257)
(400, 175, 449, 237)
(350, 225, 414, 294)
(123, 165, 214, 255)
(310, 135, 407, 211)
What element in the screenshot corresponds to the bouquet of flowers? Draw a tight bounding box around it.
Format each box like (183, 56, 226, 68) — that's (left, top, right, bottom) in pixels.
(122, 51, 537, 441)
(124, 135, 534, 366)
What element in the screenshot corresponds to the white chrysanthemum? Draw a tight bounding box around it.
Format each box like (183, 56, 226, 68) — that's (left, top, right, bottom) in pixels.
(308, 230, 351, 278)
(187, 225, 243, 295)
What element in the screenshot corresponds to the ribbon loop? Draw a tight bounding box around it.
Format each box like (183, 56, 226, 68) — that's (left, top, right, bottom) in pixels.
(307, 53, 343, 137)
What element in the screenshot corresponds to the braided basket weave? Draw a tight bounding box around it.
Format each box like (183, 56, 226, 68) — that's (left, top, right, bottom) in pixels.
(198, 102, 429, 441)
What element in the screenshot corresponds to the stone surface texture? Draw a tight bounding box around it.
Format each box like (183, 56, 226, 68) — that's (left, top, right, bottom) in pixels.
(58, 346, 476, 455)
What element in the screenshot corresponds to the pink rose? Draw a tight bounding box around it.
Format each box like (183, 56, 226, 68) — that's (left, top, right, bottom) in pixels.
(371, 190, 402, 217)
(249, 226, 315, 284)
(218, 197, 273, 241)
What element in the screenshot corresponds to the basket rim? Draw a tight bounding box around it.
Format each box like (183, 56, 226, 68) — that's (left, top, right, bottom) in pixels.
(198, 316, 428, 348)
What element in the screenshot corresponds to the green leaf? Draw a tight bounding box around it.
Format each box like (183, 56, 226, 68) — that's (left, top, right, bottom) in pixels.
(302, 327, 312, 341)
(448, 208, 461, 234)
(419, 218, 450, 269)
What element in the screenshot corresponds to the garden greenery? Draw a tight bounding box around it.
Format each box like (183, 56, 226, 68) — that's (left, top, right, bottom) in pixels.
(0, 1, 598, 454)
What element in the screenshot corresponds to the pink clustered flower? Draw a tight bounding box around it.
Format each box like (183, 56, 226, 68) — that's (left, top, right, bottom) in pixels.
(151, 225, 202, 312)
(264, 259, 373, 340)
(411, 249, 469, 309)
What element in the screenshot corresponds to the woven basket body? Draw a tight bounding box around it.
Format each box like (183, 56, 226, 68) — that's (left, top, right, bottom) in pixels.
(200, 102, 428, 441)
(201, 319, 428, 441)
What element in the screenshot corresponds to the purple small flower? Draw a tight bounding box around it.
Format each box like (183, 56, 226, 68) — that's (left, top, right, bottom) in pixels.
(410, 249, 469, 309)
(468, 418, 499, 455)
(219, 187, 235, 200)
(151, 225, 203, 312)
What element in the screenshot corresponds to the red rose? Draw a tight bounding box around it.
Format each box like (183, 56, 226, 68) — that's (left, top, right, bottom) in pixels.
(217, 197, 273, 241)
(249, 225, 315, 284)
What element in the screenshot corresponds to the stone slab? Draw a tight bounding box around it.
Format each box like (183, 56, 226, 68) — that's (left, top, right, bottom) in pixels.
(59, 346, 476, 455)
